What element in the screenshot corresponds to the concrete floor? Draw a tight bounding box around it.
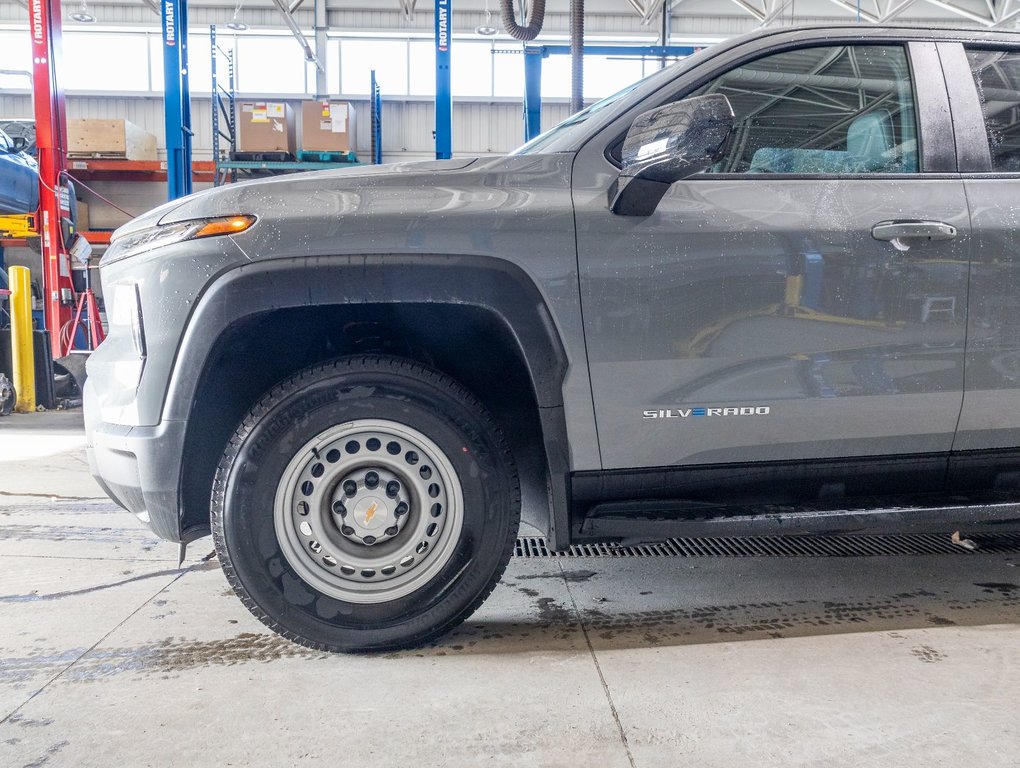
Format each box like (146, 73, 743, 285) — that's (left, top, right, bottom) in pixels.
(1, 411, 1018, 768)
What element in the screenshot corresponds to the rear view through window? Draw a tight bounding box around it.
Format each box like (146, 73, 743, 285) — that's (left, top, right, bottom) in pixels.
(967, 48, 1020, 171)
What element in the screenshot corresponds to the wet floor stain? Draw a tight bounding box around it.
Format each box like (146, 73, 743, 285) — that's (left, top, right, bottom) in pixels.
(0, 558, 218, 603)
(0, 524, 156, 549)
(12, 738, 70, 768)
(3, 715, 54, 728)
(576, 587, 1020, 647)
(0, 569, 184, 603)
(60, 633, 326, 679)
(973, 582, 1019, 596)
(911, 645, 947, 663)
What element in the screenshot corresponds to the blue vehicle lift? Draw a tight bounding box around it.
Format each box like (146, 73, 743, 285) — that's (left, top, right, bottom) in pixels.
(162, 0, 193, 200)
(434, 0, 452, 159)
(370, 69, 383, 165)
(522, 44, 697, 142)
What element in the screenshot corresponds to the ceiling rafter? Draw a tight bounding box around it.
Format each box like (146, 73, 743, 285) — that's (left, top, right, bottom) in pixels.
(761, 0, 797, 25)
(880, 0, 919, 21)
(726, 0, 767, 21)
(709, 0, 1020, 27)
(823, 0, 880, 22)
(398, 0, 417, 21)
(922, 0, 994, 25)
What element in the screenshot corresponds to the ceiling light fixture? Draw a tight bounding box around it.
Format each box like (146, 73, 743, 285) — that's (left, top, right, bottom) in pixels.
(475, 0, 497, 35)
(226, 1, 249, 31)
(70, 0, 96, 23)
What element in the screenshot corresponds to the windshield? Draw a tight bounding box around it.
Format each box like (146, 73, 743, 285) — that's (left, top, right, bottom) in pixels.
(510, 51, 708, 155)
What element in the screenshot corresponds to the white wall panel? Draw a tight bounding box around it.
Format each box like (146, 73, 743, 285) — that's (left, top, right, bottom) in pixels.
(1, 90, 556, 160)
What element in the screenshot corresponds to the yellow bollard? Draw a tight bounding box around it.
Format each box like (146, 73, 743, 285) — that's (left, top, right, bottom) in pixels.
(9, 265, 35, 413)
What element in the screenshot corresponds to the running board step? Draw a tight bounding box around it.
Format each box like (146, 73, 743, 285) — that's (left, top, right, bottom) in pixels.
(579, 499, 1020, 543)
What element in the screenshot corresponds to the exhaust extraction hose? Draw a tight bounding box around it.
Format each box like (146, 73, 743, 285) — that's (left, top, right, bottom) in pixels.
(499, 0, 546, 41)
(570, 0, 583, 114)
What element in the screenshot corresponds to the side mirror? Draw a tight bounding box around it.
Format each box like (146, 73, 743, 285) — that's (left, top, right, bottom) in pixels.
(609, 94, 734, 217)
(11, 136, 28, 153)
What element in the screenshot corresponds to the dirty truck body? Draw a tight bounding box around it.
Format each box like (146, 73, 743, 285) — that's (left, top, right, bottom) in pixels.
(86, 25, 1020, 650)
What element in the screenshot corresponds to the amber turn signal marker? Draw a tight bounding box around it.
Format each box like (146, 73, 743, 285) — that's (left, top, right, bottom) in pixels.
(194, 215, 257, 239)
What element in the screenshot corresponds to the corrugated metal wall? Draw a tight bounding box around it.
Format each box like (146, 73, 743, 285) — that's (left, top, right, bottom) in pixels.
(0, 92, 571, 160)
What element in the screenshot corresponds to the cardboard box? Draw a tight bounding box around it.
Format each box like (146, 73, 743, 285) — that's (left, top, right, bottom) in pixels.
(67, 119, 157, 161)
(300, 100, 357, 154)
(75, 199, 89, 233)
(236, 101, 296, 155)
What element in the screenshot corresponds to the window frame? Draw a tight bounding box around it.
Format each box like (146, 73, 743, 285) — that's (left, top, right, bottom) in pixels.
(941, 41, 1017, 175)
(599, 38, 957, 179)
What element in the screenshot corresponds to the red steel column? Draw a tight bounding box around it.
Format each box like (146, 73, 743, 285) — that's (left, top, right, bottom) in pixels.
(29, 0, 75, 358)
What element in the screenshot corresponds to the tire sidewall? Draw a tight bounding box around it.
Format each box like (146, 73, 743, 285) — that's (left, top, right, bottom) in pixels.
(215, 360, 516, 650)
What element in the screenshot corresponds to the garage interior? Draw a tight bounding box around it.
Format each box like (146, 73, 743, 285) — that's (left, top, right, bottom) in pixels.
(2, 0, 1020, 765)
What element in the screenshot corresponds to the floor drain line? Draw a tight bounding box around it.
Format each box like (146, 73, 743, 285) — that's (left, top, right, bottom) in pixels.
(514, 533, 1020, 558)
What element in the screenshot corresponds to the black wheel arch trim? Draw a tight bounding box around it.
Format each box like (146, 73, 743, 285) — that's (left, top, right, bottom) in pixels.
(165, 253, 574, 549)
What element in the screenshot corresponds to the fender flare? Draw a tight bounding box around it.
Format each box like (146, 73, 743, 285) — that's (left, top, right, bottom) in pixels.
(166, 254, 573, 548)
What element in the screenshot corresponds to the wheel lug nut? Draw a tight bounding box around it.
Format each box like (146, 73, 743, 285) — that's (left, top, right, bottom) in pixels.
(331, 501, 347, 517)
(385, 525, 398, 536)
(341, 525, 355, 536)
(395, 501, 409, 517)
(386, 480, 400, 498)
(363, 535, 377, 545)
(343, 480, 357, 497)
(365, 471, 379, 489)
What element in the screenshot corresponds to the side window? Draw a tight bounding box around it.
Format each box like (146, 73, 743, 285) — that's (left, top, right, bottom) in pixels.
(966, 48, 1020, 171)
(693, 45, 919, 175)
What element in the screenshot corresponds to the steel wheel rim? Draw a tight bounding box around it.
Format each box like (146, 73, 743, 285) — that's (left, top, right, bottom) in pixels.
(274, 418, 464, 604)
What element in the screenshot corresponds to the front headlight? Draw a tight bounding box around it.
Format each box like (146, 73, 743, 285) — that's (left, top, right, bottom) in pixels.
(101, 215, 256, 266)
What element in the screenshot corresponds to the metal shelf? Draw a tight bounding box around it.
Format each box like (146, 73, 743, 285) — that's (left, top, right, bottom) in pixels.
(65, 158, 216, 182)
(216, 160, 361, 171)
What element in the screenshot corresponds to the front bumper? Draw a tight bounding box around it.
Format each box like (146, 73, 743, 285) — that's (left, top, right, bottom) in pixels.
(84, 378, 187, 542)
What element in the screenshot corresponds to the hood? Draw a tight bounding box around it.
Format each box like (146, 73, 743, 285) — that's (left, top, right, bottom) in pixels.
(157, 157, 482, 226)
(109, 157, 480, 241)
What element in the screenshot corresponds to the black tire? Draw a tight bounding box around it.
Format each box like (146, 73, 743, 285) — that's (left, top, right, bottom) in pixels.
(211, 355, 520, 652)
(0, 381, 14, 416)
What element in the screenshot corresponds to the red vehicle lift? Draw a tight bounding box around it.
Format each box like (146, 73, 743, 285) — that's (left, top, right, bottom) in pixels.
(28, 0, 87, 359)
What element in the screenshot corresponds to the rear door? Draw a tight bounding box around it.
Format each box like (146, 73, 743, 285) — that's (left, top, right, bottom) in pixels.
(574, 39, 971, 471)
(941, 41, 1020, 458)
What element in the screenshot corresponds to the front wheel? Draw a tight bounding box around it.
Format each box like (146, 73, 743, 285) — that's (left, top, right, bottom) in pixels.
(211, 356, 520, 652)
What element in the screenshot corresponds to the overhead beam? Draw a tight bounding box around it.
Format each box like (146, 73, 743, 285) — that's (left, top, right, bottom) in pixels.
(726, 0, 766, 21)
(880, 0, 918, 21)
(399, 0, 417, 22)
(313, 0, 327, 97)
(270, 0, 324, 70)
(140, 0, 159, 15)
(991, 6, 1020, 26)
(761, 0, 796, 25)
(921, 0, 994, 25)
(824, 0, 880, 22)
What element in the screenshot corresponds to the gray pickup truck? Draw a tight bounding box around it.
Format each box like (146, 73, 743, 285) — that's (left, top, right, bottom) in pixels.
(85, 24, 1020, 651)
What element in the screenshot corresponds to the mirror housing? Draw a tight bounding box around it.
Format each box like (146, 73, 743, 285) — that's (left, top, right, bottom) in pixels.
(11, 136, 28, 153)
(609, 94, 734, 217)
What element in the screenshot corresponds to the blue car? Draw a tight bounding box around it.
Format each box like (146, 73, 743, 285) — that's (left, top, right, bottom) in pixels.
(0, 128, 40, 216)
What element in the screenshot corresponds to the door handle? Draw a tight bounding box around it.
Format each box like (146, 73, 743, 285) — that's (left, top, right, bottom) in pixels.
(871, 220, 957, 250)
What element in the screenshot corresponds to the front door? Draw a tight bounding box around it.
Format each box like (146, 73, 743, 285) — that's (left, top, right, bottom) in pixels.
(574, 42, 971, 470)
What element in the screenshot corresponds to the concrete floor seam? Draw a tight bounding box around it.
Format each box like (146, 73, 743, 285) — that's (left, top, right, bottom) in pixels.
(0, 568, 188, 726)
(558, 559, 640, 768)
